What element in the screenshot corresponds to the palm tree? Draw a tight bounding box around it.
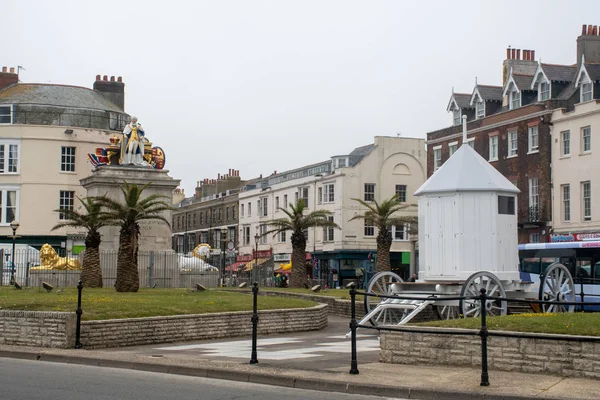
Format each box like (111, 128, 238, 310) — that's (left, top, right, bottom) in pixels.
(263, 199, 339, 288)
(52, 197, 112, 288)
(96, 182, 173, 292)
(350, 195, 417, 273)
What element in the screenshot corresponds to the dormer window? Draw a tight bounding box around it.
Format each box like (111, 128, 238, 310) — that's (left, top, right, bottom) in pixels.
(539, 81, 550, 101)
(510, 86, 521, 110)
(582, 82, 593, 102)
(0, 105, 12, 124)
(452, 108, 461, 126)
(578, 67, 593, 103)
(475, 101, 484, 119)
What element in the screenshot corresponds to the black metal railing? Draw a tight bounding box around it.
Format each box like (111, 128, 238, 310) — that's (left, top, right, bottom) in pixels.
(528, 205, 540, 222)
(348, 286, 600, 386)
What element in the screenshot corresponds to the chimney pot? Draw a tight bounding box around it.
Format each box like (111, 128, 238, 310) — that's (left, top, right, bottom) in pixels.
(110, 76, 115, 82)
(117, 76, 123, 82)
(96, 74, 101, 81)
(2, 66, 7, 73)
(511, 49, 516, 59)
(593, 26, 598, 36)
(531, 50, 535, 60)
(103, 75, 108, 81)
(9, 67, 14, 74)
(516, 49, 521, 60)
(523, 50, 529, 60)
(506, 48, 511, 60)
(588, 25, 593, 35)
(583, 24, 588, 35)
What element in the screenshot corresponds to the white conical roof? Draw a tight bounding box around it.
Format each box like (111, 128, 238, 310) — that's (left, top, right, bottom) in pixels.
(415, 144, 520, 196)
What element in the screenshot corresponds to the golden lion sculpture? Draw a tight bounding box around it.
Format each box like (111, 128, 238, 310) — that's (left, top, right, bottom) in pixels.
(30, 244, 82, 270)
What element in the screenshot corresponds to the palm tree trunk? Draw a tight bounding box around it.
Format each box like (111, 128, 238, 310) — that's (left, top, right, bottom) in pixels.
(376, 229, 392, 273)
(289, 231, 307, 288)
(115, 225, 139, 292)
(80, 230, 103, 288)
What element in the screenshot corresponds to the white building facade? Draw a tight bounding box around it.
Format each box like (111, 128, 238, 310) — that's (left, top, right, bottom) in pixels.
(237, 136, 426, 287)
(0, 68, 130, 251)
(551, 100, 600, 242)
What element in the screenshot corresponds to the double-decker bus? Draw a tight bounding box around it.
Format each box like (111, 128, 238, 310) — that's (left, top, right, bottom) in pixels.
(518, 241, 600, 310)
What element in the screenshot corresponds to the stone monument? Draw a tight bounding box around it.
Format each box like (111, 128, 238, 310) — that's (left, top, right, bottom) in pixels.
(81, 117, 180, 252)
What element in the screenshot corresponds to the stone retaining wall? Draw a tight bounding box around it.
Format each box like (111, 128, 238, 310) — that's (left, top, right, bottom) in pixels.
(259, 290, 364, 317)
(380, 328, 600, 379)
(80, 304, 328, 349)
(0, 310, 76, 348)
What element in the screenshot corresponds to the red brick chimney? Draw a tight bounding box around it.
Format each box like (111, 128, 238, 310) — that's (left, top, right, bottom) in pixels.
(578, 24, 600, 64)
(93, 74, 125, 110)
(0, 66, 18, 91)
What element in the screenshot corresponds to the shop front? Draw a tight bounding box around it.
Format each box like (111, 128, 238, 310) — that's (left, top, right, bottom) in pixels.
(312, 250, 411, 289)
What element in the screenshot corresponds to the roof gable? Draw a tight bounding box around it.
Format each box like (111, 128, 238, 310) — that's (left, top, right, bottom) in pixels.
(414, 144, 520, 196)
(502, 70, 534, 97)
(470, 85, 502, 105)
(530, 62, 549, 89)
(446, 93, 472, 112)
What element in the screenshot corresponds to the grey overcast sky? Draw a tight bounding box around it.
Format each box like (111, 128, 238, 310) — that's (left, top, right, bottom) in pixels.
(3, 1, 597, 195)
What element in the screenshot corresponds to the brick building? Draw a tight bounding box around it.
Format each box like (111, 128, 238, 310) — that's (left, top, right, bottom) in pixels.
(427, 25, 600, 243)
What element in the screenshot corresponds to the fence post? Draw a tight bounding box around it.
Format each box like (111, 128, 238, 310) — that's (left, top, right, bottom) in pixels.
(75, 280, 83, 349)
(578, 271, 585, 312)
(250, 281, 259, 364)
(349, 282, 359, 375)
(479, 288, 489, 386)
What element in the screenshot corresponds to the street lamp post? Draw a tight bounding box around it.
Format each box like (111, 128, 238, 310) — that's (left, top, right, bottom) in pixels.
(254, 233, 260, 285)
(9, 220, 20, 286)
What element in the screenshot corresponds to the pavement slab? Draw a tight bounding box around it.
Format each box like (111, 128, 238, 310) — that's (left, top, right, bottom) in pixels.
(1, 316, 598, 399)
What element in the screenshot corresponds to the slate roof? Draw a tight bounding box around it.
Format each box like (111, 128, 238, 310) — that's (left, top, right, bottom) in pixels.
(512, 74, 534, 91)
(414, 144, 519, 196)
(557, 82, 578, 100)
(349, 144, 375, 166)
(584, 63, 600, 81)
(454, 93, 473, 108)
(0, 83, 123, 112)
(476, 85, 503, 101)
(541, 64, 577, 82)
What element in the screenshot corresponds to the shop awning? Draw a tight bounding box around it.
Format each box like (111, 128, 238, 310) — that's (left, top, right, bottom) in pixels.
(243, 258, 270, 271)
(225, 261, 246, 272)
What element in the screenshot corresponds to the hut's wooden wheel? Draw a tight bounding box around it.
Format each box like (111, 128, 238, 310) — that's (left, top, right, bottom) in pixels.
(363, 271, 406, 326)
(539, 263, 575, 313)
(459, 271, 507, 318)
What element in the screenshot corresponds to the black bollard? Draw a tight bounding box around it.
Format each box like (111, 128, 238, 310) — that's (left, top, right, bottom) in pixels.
(249, 281, 259, 364)
(479, 288, 489, 386)
(349, 282, 359, 375)
(75, 280, 83, 349)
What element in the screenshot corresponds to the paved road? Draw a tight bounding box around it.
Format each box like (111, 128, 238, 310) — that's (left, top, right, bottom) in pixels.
(107, 316, 380, 371)
(0, 358, 406, 400)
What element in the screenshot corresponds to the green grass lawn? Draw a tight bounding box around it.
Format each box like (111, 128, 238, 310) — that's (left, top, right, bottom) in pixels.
(0, 287, 317, 321)
(249, 287, 362, 300)
(416, 312, 600, 336)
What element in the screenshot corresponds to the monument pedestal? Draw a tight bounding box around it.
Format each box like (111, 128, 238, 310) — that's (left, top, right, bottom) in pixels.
(80, 166, 180, 252)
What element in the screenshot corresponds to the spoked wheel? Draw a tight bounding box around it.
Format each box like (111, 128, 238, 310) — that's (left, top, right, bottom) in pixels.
(435, 304, 461, 320)
(459, 271, 507, 318)
(364, 271, 406, 326)
(539, 263, 575, 313)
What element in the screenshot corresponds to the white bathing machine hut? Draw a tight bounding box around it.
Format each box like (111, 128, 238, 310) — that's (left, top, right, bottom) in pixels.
(414, 143, 520, 283)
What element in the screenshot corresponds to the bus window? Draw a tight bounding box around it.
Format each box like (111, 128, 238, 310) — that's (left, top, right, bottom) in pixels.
(594, 262, 600, 281)
(521, 258, 540, 274)
(576, 259, 591, 281)
(541, 257, 560, 274)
